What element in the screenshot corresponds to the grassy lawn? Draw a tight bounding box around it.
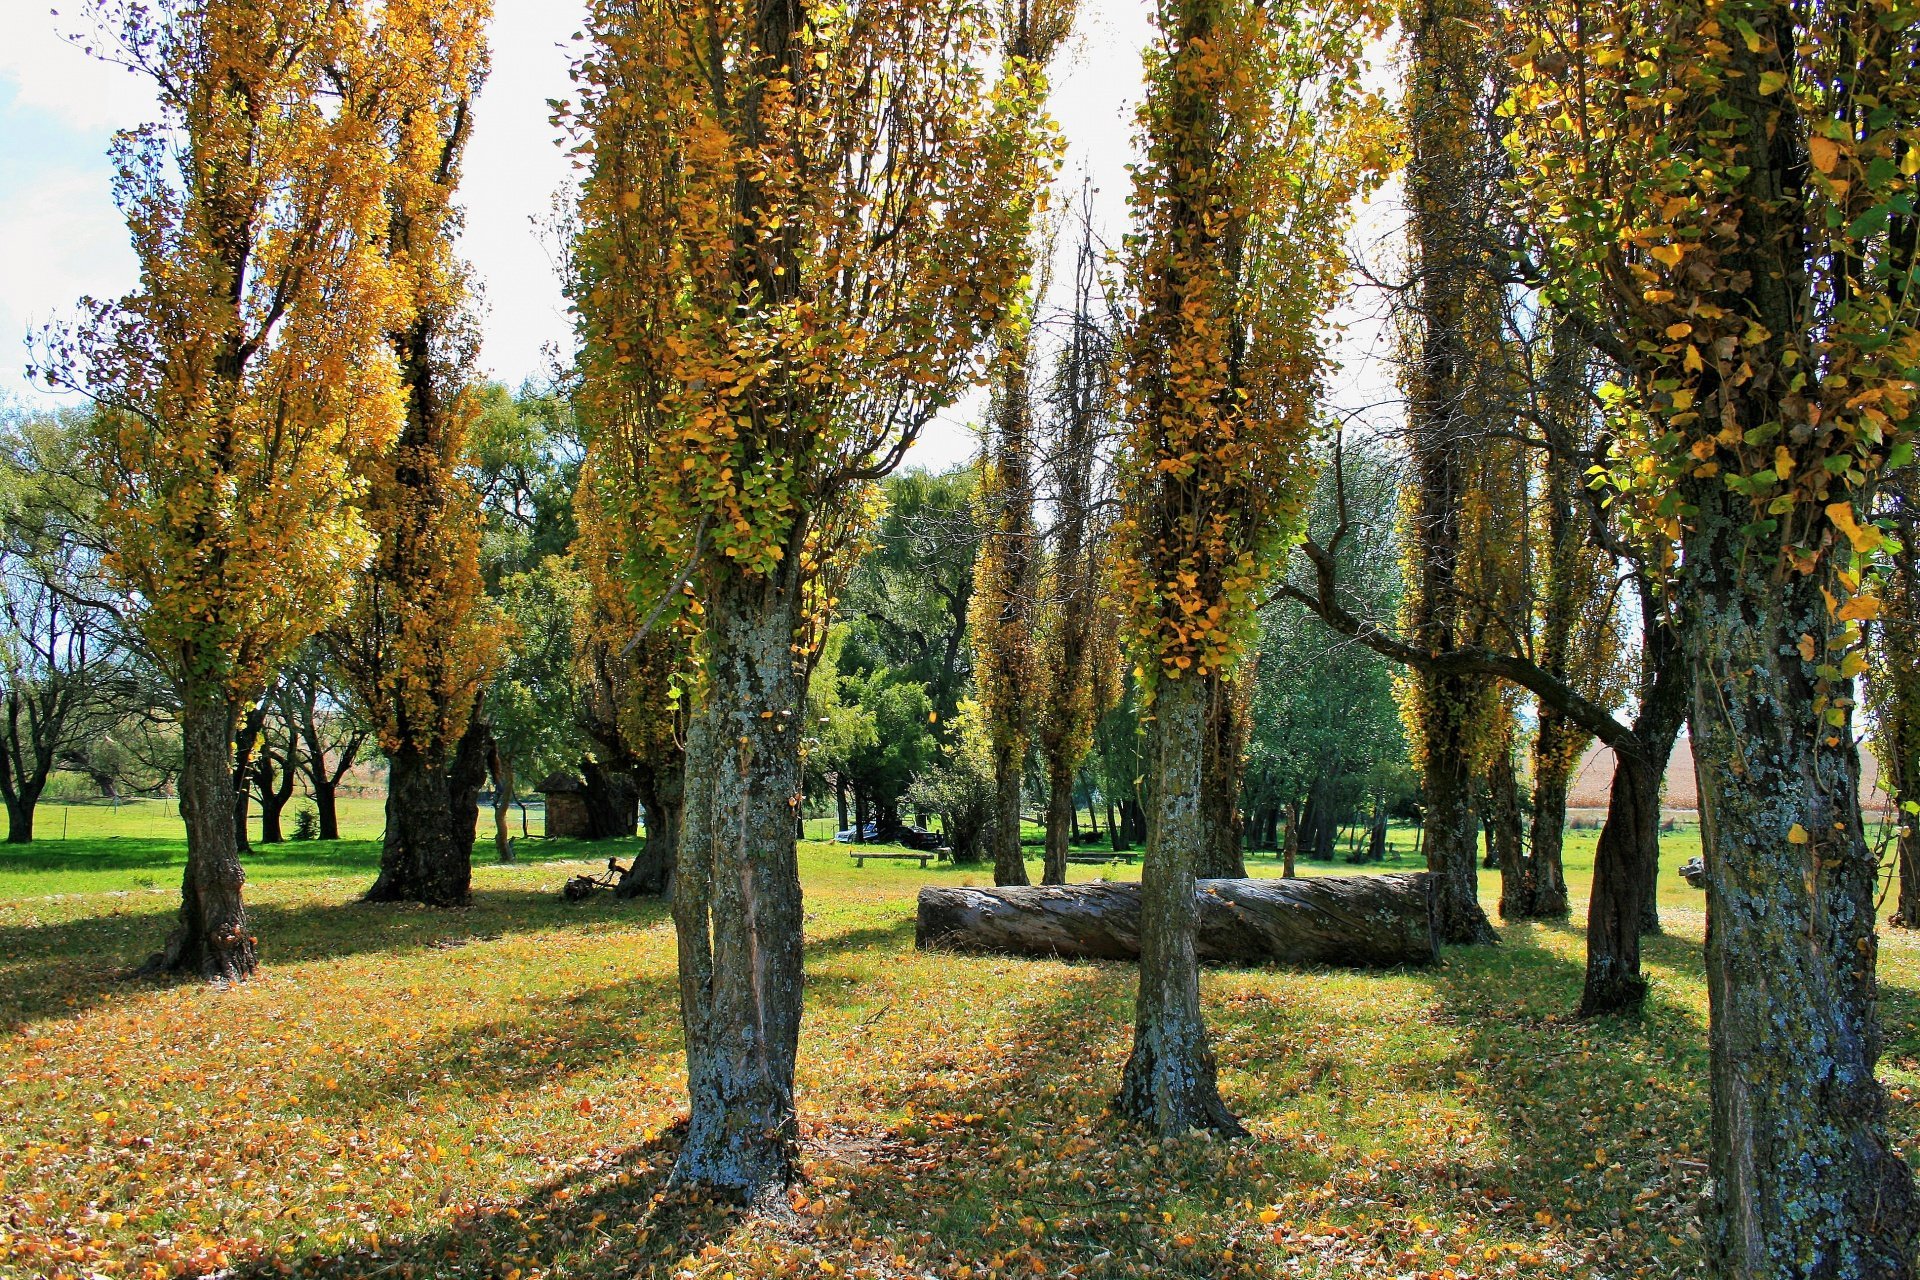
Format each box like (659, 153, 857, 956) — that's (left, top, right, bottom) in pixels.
(3, 824, 1917, 1278)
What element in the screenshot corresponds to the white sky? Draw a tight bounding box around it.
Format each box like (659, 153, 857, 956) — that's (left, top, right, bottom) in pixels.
(0, 0, 1390, 469)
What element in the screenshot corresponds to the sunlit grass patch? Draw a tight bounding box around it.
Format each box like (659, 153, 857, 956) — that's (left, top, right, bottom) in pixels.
(2, 830, 1914, 1278)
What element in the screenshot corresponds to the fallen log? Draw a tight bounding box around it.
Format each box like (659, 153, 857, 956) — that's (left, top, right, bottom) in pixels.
(916, 872, 1438, 968)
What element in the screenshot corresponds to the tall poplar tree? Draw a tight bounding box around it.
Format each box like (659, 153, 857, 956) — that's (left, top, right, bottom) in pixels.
(1115, 0, 1387, 1134)
(971, 2, 1077, 889)
(1034, 220, 1116, 885)
(568, 0, 1059, 1200)
(38, 0, 407, 979)
(334, 0, 501, 909)
(1399, 0, 1503, 945)
(1511, 0, 1920, 1266)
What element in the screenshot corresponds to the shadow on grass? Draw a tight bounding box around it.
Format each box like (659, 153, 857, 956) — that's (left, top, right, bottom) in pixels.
(1391, 922, 1711, 1258)
(0, 835, 641, 882)
(290, 917, 915, 1124)
(215, 959, 1202, 1279)
(0, 869, 662, 1035)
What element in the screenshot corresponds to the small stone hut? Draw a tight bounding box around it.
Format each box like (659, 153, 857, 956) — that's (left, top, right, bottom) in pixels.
(536, 773, 593, 839)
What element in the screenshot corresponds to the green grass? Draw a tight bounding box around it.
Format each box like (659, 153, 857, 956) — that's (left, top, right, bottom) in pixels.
(3, 823, 1917, 1279)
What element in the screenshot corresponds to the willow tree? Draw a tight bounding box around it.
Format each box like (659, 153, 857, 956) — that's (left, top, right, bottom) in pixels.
(1115, 0, 1387, 1134)
(567, 0, 1058, 1201)
(1511, 0, 1920, 1267)
(36, 0, 406, 979)
(334, 0, 500, 909)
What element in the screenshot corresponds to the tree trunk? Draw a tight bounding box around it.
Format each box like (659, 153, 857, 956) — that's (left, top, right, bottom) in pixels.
(1282, 799, 1299, 878)
(257, 786, 286, 844)
(1197, 670, 1248, 878)
(1368, 799, 1387, 863)
(314, 777, 341, 841)
(670, 579, 805, 1204)
(1637, 792, 1664, 936)
(5, 793, 36, 844)
(156, 690, 256, 981)
(1898, 822, 1920, 931)
(232, 700, 265, 854)
(366, 746, 469, 907)
(1578, 745, 1656, 1017)
(920, 872, 1439, 967)
(991, 733, 1028, 886)
(620, 759, 684, 898)
(1580, 586, 1690, 1015)
(1421, 715, 1496, 944)
(1490, 746, 1530, 919)
(579, 759, 640, 839)
(448, 718, 487, 859)
(1114, 676, 1243, 1137)
(489, 742, 515, 863)
(1042, 754, 1073, 885)
(835, 774, 848, 833)
(1682, 498, 1919, 1272)
(1524, 745, 1573, 918)
(1404, 0, 1497, 949)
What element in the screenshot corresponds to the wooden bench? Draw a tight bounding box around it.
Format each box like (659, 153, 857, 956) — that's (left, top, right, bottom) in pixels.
(1066, 852, 1138, 865)
(849, 850, 935, 869)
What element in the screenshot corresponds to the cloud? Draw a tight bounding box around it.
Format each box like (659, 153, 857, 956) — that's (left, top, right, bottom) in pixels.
(0, 4, 157, 135)
(458, 0, 588, 387)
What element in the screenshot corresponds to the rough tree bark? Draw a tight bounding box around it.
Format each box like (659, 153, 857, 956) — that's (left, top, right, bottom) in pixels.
(990, 736, 1030, 887)
(1114, 676, 1244, 1136)
(919, 871, 1438, 967)
(1578, 743, 1657, 1017)
(1685, 491, 1918, 1272)
(1579, 581, 1688, 1016)
(671, 578, 806, 1203)
(365, 717, 487, 908)
(579, 758, 640, 838)
(155, 691, 256, 980)
(619, 759, 684, 898)
(1042, 754, 1076, 886)
(1197, 668, 1249, 878)
(1524, 719, 1575, 917)
(1489, 744, 1529, 917)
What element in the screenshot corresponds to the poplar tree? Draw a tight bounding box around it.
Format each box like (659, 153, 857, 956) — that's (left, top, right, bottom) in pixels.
(38, 0, 407, 979)
(1870, 472, 1920, 927)
(567, 0, 1059, 1200)
(1115, 0, 1387, 1134)
(971, 2, 1077, 888)
(1511, 0, 1920, 1266)
(1035, 221, 1117, 885)
(1399, 0, 1504, 945)
(334, 0, 501, 909)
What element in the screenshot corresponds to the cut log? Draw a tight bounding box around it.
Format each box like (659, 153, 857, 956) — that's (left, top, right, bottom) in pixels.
(916, 872, 1438, 968)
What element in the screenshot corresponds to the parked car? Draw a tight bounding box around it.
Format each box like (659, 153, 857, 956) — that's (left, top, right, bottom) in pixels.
(833, 822, 882, 843)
